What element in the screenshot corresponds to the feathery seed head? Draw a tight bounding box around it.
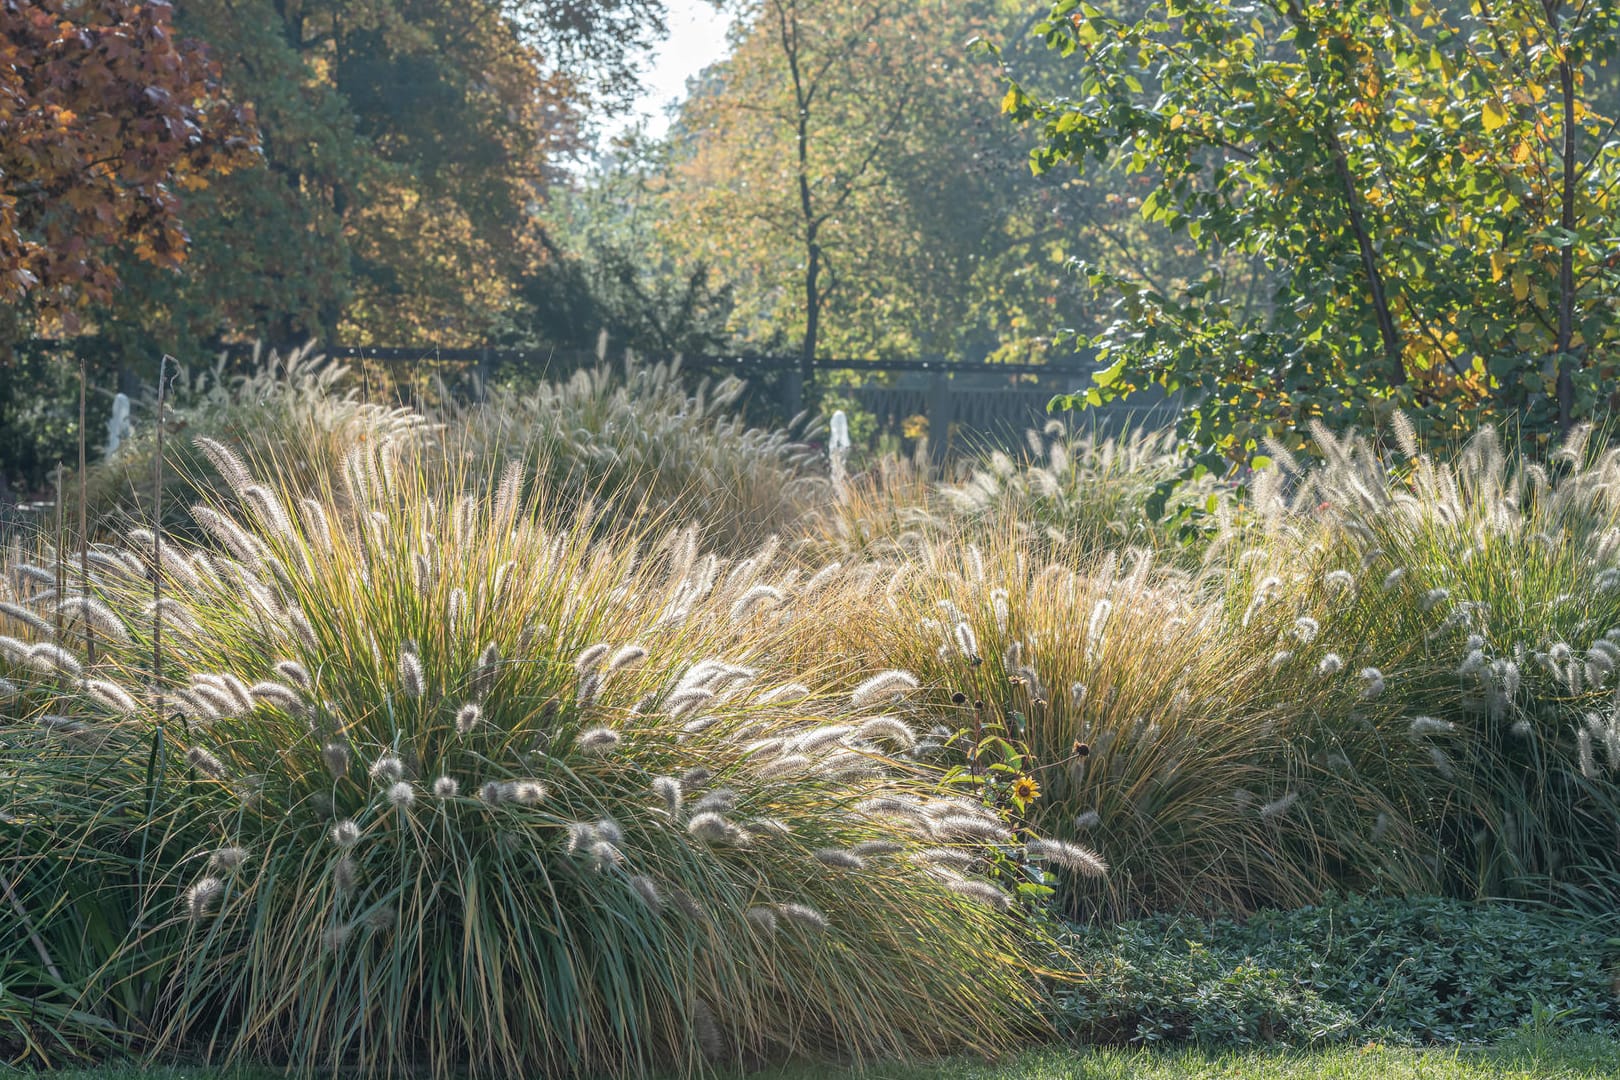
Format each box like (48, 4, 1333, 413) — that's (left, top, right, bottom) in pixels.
(1382, 568, 1407, 591)
(330, 820, 361, 849)
(851, 840, 904, 856)
(609, 644, 648, 672)
(1317, 653, 1343, 677)
(688, 812, 743, 845)
(210, 846, 250, 870)
(432, 776, 460, 798)
(814, 848, 865, 870)
(510, 781, 547, 805)
(850, 669, 919, 707)
(1024, 838, 1108, 877)
(775, 902, 829, 930)
(186, 747, 229, 781)
(692, 787, 736, 814)
(185, 876, 225, 920)
(930, 814, 1013, 843)
(1292, 617, 1320, 643)
(745, 906, 778, 934)
(577, 727, 621, 754)
(1359, 667, 1386, 699)
(945, 878, 1010, 910)
(652, 776, 682, 816)
(1323, 569, 1355, 592)
(85, 679, 140, 714)
(630, 875, 663, 909)
(1408, 715, 1455, 737)
(388, 781, 416, 809)
(1075, 810, 1102, 829)
(322, 742, 350, 780)
(588, 840, 623, 871)
(1259, 792, 1299, 820)
(398, 649, 425, 698)
(479, 781, 507, 805)
(370, 754, 404, 784)
(1422, 587, 1451, 612)
(456, 702, 482, 735)
(574, 643, 612, 674)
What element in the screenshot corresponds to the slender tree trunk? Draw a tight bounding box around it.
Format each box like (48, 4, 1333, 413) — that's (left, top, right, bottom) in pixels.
(1550, 0, 1579, 431)
(1283, 1, 1406, 386)
(801, 234, 820, 388)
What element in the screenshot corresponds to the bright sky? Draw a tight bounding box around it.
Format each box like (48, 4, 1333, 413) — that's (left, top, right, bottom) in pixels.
(607, 0, 736, 144)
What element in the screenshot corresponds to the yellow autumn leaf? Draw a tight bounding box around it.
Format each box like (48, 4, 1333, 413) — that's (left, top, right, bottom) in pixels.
(1511, 269, 1530, 302)
(1482, 98, 1509, 131)
(1490, 251, 1509, 281)
(1169, 112, 1184, 130)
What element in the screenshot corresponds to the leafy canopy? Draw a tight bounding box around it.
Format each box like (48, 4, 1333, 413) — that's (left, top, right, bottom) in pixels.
(1011, 0, 1620, 480)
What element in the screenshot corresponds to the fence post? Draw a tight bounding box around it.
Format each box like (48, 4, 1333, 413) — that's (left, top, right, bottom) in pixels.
(926, 363, 953, 468)
(783, 367, 804, 420)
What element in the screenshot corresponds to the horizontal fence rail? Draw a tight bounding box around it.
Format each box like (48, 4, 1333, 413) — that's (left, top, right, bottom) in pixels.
(16, 339, 1177, 464)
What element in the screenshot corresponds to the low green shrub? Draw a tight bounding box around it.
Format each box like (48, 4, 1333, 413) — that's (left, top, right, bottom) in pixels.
(1055, 895, 1620, 1047)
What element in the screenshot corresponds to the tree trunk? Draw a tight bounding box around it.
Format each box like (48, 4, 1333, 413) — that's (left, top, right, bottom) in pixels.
(1551, 0, 1578, 432)
(801, 234, 820, 393)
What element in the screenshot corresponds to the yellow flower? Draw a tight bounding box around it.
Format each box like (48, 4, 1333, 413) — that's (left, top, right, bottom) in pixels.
(1012, 775, 1041, 804)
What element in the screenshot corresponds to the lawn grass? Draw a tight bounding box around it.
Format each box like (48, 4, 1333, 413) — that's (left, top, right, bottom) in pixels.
(34, 1036, 1620, 1080)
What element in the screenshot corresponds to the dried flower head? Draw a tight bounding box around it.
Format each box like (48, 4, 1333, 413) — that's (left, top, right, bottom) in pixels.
(388, 781, 416, 809)
(432, 776, 460, 798)
(455, 702, 482, 736)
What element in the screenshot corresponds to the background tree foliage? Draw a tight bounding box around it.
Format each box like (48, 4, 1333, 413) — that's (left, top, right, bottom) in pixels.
(1012, 0, 1620, 476)
(653, 0, 1201, 367)
(0, 0, 255, 326)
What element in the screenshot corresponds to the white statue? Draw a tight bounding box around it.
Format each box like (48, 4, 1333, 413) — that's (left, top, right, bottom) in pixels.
(829, 409, 850, 499)
(106, 392, 131, 455)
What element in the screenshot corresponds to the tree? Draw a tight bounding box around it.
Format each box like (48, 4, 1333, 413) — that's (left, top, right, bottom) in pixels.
(1012, 0, 1620, 476)
(658, 0, 1203, 373)
(0, 0, 256, 329)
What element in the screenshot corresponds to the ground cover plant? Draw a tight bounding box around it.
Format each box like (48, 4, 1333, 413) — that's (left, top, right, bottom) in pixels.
(1056, 894, 1620, 1047)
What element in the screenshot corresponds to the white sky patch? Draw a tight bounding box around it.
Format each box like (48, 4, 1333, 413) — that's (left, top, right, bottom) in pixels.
(603, 0, 735, 145)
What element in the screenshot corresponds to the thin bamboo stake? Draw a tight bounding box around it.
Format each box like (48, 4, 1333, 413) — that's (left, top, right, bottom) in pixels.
(152, 355, 170, 721)
(79, 355, 93, 662)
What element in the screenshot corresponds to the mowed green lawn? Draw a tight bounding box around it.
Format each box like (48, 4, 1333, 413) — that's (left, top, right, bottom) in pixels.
(39, 1036, 1620, 1080)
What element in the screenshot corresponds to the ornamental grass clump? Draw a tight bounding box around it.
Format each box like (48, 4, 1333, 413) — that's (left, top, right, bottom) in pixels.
(1237, 419, 1620, 900)
(776, 533, 1436, 919)
(0, 440, 1046, 1076)
(81, 345, 431, 537)
(458, 356, 828, 549)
